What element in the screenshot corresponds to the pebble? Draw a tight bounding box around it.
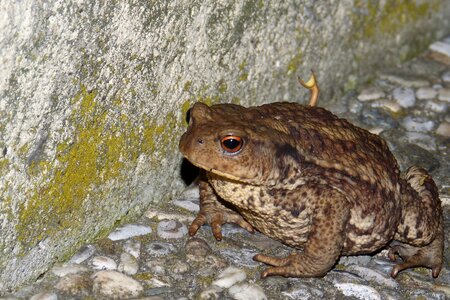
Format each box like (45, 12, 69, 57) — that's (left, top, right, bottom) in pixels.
(219, 248, 259, 267)
(405, 132, 437, 151)
(212, 266, 247, 288)
(429, 41, 450, 60)
(118, 252, 139, 275)
(380, 73, 429, 88)
(334, 283, 381, 300)
(392, 87, 416, 108)
(157, 219, 188, 239)
(442, 70, 450, 82)
(438, 88, 450, 102)
(357, 87, 386, 101)
(198, 286, 223, 300)
(401, 116, 436, 132)
(68, 245, 96, 264)
(228, 283, 267, 300)
(55, 274, 92, 296)
(281, 288, 312, 299)
(147, 241, 176, 257)
(91, 256, 117, 270)
(51, 263, 89, 277)
(185, 238, 212, 258)
(145, 208, 195, 223)
(370, 99, 401, 113)
(424, 100, 448, 113)
(416, 87, 438, 99)
(92, 270, 144, 299)
(347, 265, 398, 288)
(123, 239, 141, 258)
(108, 224, 152, 241)
(172, 199, 200, 212)
(436, 122, 450, 137)
(29, 293, 58, 300)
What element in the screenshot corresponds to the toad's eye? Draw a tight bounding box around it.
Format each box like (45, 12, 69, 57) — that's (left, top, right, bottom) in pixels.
(220, 136, 243, 154)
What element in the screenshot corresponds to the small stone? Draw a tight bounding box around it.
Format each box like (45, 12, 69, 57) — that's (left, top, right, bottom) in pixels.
(147, 242, 176, 257)
(91, 256, 117, 270)
(172, 200, 200, 212)
(405, 132, 437, 151)
(212, 266, 247, 289)
(401, 116, 436, 132)
(442, 70, 450, 82)
(379, 73, 429, 88)
(185, 238, 212, 258)
(52, 263, 90, 277)
(416, 87, 438, 100)
(123, 239, 141, 258)
(157, 219, 188, 239)
(118, 252, 139, 275)
(171, 260, 190, 274)
(370, 99, 401, 113)
(436, 122, 450, 137)
(69, 245, 96, 264)
(228, 283, 267, 300)
(198, 286, 223, 300)
(92, 270, 143, 299)
(29, 292, 58, 300)
(438, 88, 450, 102)
(146, 259, 167, 275)
(334, 283, 381, 300)
(392, 87, 416, 108)
(108, 224, 152, 241)
(429, 41, 450, 64)
(55, 274, 92, 296)
(347, 265, 398, 288)
(424, 100, 448, 113)
(357, 87, 386, 101)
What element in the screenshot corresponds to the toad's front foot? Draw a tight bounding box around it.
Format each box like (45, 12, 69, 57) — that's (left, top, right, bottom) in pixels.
(189, 208, 254, 241)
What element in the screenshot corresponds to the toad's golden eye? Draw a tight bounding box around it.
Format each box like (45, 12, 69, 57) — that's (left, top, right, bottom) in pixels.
(220, 136, 243, 153)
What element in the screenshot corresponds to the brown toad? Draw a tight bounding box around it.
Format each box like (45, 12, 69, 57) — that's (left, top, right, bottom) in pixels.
(178, 75, 444, 278)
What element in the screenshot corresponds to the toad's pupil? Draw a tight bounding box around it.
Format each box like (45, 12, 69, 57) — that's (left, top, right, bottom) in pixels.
(223, 138, 241, 150)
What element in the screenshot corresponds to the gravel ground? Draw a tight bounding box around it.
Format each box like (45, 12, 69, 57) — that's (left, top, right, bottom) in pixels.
(2, 37, 450, 300)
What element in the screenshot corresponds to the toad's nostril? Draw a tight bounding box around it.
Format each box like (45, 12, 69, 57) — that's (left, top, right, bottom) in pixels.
(197, 139, 204, 144)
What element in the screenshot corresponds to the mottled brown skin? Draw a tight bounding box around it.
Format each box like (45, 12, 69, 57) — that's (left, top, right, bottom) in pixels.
(179, 100, 443, 278)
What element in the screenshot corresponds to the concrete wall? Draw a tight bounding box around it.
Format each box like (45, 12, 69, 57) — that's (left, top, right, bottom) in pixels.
(1, 0, 449, 293)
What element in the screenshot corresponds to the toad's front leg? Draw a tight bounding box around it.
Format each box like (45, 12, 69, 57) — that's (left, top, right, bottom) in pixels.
(254, 186, 350, 277)
(189, 171, 254, 241)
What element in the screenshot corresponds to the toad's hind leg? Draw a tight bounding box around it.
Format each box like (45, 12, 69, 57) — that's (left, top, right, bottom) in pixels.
(391, 166, 444, 278)
(254, 186, 350, 277)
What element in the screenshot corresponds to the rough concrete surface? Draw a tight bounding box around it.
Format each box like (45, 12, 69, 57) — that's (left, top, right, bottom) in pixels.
(0, 0, 449, 294)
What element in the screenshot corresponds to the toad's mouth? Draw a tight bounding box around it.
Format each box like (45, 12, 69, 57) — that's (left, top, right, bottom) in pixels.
(185, 158, 255, 185)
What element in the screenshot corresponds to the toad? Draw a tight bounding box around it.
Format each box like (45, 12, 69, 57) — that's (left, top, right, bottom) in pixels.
(178, 74, 444, 278)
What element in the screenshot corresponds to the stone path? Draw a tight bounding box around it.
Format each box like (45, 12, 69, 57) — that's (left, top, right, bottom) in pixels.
(2, 37, 450, 300)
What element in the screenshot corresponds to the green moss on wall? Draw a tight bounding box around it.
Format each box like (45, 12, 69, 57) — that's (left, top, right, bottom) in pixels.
(352, 0, 440, 40)
(15, 84, 182, 251)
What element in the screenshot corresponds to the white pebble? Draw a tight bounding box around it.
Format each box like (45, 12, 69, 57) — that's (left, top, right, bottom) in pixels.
(69, 245, 96, 264)
(52, 263, 89, 277)
(442, 70, 450, 83)
(436, 122, 450, 137)
(429, 41, 450, 59)
(108, 224, 152, 241)
(157, 220, 188, 239)
(175, 184, 200, 201)
(416, 87, 438, 100)
(123, 239, 141, 258)
(30, 292, 58, 300)
(392, 87, 416, 108)
(371, 99, 401, 113)
(228, 283, 267, 300)
(172, 200, 200, 212)
(198, 286, 223, 300)
(347, 265, 398, 288)
(401, 116, 435, 132)
(438, 88, 450, 102)
(147, 242, 176, 257)
(424, 100, 448, 113)
(334, 283, 381, 300)
(92, 256, 117, 270)
(92, 270, 143, 299)
(118, 252, 139, 275)
(212, 266, 247, 288)
(357, 87, 385, 101)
